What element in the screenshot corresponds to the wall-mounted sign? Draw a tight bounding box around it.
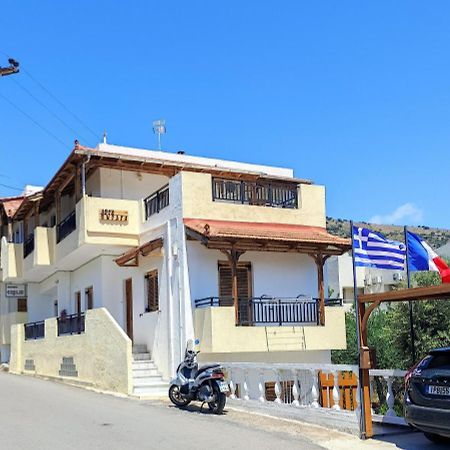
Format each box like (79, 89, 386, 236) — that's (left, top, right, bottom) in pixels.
(6, 283, 27, 298)
(99, 209, 128, 223)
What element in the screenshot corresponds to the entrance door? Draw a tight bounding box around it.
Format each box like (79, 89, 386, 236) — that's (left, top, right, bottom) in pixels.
(125, 278, 133, 340)
(75, 292, 82, 315)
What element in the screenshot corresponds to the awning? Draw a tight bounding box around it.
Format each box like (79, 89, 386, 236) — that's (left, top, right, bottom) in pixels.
(184, 218, 351, 255)
(115, 238, 164, 267)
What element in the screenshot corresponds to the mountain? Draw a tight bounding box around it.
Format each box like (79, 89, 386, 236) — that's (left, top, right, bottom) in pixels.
(326, 217, 450, 250)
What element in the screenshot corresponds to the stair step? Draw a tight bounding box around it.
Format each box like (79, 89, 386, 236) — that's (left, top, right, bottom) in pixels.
(132, 344, 148, 354)
(133, 378, 166, 388)
(133, 386, 169, 397)
(132, 360, 157, 369)
(132, 369, 160, 378)
(132, 353, 151, 361)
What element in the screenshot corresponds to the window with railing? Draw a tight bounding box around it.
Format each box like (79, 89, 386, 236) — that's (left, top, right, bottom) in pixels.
(212, 178, 298, 209)
(144, 185, 169, 220)
(23, 234, 35, 258)
(57, 210, 76, 243)
(24, 321, 45, 340)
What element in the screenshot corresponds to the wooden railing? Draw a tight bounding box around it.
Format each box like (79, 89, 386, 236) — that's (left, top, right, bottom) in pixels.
(194, 296, 342, 326)
(144, 185, 169, 220)
(56, 210, 76, 243)
(24, 321, 45, 340)
(23, 234, 35, 258)
(212, 178, 298, 208)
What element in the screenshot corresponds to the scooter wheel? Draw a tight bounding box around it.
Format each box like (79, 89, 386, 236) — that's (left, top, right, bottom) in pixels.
(208, 384, 226, 414)
(169, 385, 191, 407)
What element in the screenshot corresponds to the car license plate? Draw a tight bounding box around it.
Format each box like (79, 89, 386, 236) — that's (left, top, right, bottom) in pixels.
(427, 385, 450, 396)
(219, 382, 229, 393)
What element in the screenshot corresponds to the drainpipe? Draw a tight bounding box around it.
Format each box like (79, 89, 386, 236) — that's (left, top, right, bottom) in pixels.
(81, 154, 91, 197)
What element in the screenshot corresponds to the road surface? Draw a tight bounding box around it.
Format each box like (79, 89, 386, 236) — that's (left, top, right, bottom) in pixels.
(0, 373, 321, 450)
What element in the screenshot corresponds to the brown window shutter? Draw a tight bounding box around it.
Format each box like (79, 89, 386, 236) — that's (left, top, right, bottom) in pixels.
(17, 298, 27, 313)
(146, 270, 159, 312)
(218, 262, 252, 303)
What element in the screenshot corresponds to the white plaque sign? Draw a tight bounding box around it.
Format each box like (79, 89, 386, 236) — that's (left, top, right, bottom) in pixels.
(6, 284, 26, 298)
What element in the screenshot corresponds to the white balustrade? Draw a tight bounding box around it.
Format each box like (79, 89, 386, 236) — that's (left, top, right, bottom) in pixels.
(310, 369, 320, 408)
(274, 370, 282, 404)
(243, 370, 250, 401)
(229, 369, 237, 399)
(291, 370, 300, 407)
(258, 371, 266, 403)
(384, 375, 396, 417)
(332, 370, 341, 410)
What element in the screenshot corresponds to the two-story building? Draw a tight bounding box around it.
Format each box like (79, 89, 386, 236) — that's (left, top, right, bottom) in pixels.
(5, 140, 351, 396)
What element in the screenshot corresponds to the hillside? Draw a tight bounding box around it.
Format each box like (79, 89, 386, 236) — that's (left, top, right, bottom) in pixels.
(326, 217, 450, 250)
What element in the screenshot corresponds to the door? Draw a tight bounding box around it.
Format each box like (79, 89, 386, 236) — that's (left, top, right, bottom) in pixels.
(85, 286, 94, 310)
(75, 292, 82, 315)
(125, 278, 133, 340)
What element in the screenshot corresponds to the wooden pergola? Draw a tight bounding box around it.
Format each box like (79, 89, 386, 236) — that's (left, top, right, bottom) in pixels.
(184, 218, 351, 326)
(357, 284, 450, 438)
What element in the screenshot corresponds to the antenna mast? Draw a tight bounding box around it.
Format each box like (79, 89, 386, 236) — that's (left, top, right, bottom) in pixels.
(152, 119, 166, 150)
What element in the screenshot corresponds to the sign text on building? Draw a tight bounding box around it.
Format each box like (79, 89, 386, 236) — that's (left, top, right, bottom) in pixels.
(99, 209, 129, 223)
(6, 284, 27, 298)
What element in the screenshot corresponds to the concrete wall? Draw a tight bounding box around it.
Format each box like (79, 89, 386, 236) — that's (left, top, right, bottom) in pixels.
(194, 306, 346, 355)
(10, 308, 133, 394)
(180, 171, 326, 227)
(0, 238, 23, 282)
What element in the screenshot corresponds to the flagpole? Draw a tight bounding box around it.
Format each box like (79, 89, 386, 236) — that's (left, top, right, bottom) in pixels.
(404, 225, 416, 364)
(350, 220, 367, 439)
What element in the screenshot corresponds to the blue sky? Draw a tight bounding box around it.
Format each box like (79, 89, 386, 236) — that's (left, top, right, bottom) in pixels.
(1, 1, 449, 228)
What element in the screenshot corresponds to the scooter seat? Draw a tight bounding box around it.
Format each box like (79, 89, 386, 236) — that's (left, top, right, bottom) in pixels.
(195, 363, 221, 377)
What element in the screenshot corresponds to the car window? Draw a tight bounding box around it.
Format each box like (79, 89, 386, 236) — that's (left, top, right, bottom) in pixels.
(428, 354, 450, 370)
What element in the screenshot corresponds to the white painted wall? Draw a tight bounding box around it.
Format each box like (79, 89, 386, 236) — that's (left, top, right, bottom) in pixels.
(186, 242, 318, 302)
(99, 168, 169, 200)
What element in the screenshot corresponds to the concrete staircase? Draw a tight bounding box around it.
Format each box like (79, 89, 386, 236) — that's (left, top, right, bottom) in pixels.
(131, 344, 168, 398)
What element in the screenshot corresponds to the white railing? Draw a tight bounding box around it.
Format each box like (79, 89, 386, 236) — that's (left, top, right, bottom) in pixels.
(212, 362, 407, 429)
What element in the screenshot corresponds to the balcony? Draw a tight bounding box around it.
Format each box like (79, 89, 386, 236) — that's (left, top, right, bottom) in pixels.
(57, 210, 76, 243)
(194, 298, 346, 354)
(212, 178, 298, 208)
(144, 184, 169, 220)
(23, 234, 35, 259)
(24, 321, 45, 340)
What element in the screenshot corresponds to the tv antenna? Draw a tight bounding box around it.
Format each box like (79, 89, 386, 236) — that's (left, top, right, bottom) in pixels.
(152, 119, 166, 150)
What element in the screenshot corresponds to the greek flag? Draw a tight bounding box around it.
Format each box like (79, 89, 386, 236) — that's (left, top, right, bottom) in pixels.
(352, 226, 406, 270)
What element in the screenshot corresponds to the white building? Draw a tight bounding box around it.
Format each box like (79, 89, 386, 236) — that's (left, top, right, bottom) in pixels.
(2, 141, 351, 396)
(326, 253, 405, 310)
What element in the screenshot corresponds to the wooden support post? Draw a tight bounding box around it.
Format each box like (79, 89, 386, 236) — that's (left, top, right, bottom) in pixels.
(7, 218, 13, 243)
(75, 164, 82, 202)
(310, 253, 329, 326)
(221, 248, 245, 325)
(357, 300, 373, 438)
(34, 201, 40, 228)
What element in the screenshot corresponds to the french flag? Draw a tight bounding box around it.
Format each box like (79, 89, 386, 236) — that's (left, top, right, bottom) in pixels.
(406, 231, 450, 283)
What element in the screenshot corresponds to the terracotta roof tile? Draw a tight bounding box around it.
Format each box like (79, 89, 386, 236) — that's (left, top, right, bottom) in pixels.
(1, 197, 24, 218)
(184, 218, 350, 248)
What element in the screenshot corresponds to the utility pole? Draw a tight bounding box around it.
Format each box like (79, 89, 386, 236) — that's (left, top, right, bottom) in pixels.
(0, 58, 19, 77)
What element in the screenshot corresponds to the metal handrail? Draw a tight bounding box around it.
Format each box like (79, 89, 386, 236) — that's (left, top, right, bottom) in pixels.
(56, 210, 76, 243)
(24, 320, 45, 340)
(23, 234, 35, 258)
(57, 312, 85, 336)
(144, 184, 169, 220)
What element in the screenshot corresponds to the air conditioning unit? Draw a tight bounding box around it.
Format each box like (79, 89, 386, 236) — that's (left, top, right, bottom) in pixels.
(393, 273, 405, 282)
(372, 276, 383, 285)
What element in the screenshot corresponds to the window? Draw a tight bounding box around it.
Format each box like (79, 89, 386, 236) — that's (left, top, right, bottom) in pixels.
(17, 298, 27, 313)
(85, 286, 93, 310)
(145, 270, 159, 312)
(218, 262, 252, 305)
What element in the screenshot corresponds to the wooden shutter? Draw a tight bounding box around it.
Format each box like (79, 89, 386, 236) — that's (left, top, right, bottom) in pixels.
(146, 270, 159, 312)
(85, 287, 93, 310)
(17, 298, 27, 313)
(218, 262, 252, 304)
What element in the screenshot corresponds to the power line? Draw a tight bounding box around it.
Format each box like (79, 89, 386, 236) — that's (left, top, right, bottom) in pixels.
(9, 76, 91, 143)
(21, 67, 100, 141)
(0, 92, 70, 149)
(0, 182, 23, 192)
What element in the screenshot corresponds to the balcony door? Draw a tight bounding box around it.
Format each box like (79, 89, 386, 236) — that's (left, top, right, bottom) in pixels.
(218, 261, 252, 304)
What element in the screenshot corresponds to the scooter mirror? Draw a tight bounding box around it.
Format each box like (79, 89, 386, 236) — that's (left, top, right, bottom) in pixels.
(186, 339, 194, 351)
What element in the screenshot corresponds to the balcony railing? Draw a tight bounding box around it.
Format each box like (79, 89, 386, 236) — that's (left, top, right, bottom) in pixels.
(144, 185, 169, 220)
(57, 210, 76, 243)
(23, 234, 35, 258)
(24, 321, 45, 340)
(57, 313, 85, 336)
(212, 178, 298, 208)
(194, 296, 343, 326)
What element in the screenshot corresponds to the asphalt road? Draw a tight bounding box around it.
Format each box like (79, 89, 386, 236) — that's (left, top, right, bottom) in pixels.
(0, 373, 322, 450)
